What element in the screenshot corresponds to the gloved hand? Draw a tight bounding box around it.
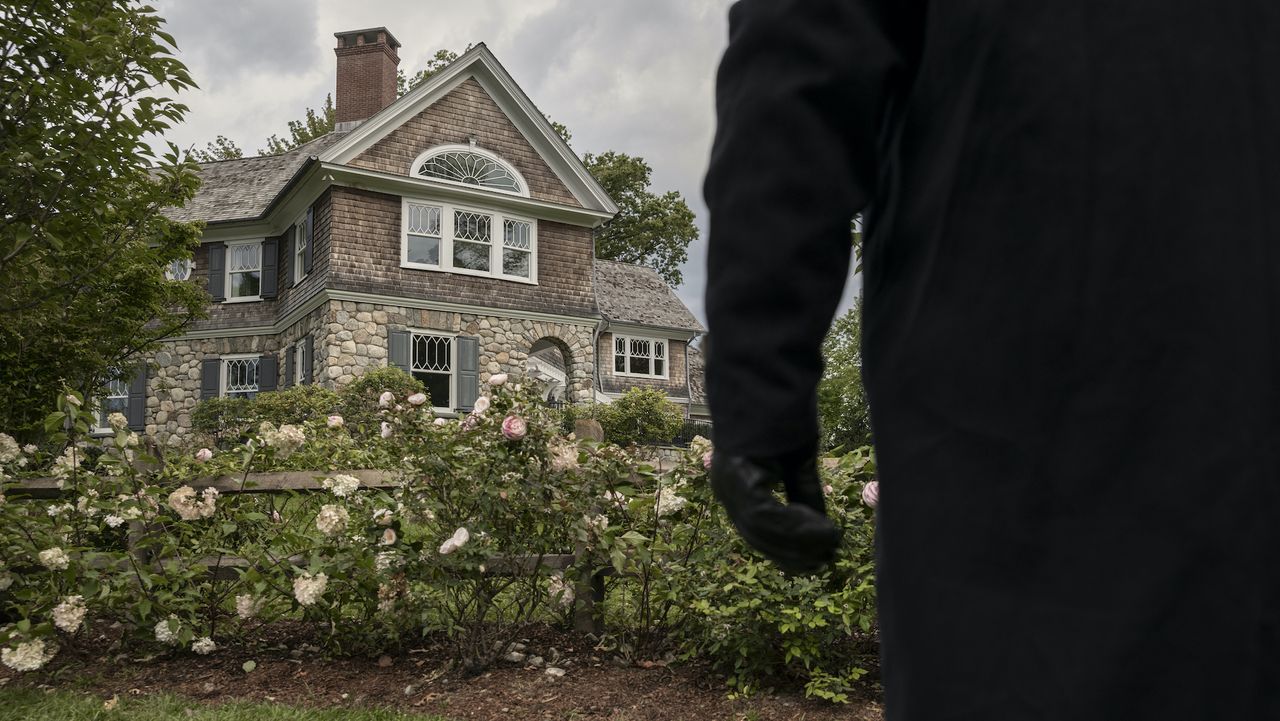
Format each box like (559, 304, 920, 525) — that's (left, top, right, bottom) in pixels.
(710, 444, 842, 574)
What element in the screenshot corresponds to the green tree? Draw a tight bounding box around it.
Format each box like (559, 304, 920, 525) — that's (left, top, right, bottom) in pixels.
(585, 152, 697, 287)
(261, 93, 335, 155)
(396, 48, 465, 96)
(0, 0, 207, 438)
(818, 301, 873, 454)
(598, 387, 685, 447)
(191, 134, 243, 162)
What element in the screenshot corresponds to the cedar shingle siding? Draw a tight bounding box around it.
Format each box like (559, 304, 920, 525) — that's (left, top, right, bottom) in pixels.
(350, 78, 580, 207)
(598, 333, 691, 398)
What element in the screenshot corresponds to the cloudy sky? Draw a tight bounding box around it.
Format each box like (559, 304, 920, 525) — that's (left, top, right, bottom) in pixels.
(150, 0, 860, 325)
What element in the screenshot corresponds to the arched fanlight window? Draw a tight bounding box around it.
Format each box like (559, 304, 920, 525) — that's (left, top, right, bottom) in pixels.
(410, 143, 528, 196)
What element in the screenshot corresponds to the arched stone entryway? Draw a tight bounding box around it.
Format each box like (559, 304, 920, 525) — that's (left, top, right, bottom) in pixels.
(527, 337, 572, 403)
(518, 324, 594, 404)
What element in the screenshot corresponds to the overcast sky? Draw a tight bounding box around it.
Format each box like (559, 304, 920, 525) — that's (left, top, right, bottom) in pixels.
(150, 0, 860, 326)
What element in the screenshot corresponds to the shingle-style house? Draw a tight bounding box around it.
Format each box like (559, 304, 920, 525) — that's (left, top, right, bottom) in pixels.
(132, 28, 705, 443)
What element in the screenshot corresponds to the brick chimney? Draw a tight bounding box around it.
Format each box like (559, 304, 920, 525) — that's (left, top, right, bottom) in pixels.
(333, 27, 401, 128)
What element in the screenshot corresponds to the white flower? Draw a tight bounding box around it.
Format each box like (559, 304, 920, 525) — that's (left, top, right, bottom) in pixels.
(194, 448, 213, 463)
(38, 547, 70, 571)
(262, 424, 305, 456)
(655, 487, 687, 517)
(65, 394, 82, 408)
(379, 528, 397, 546)
(125, 431, 140, 447)
(154, 616, 181, 645)
(235, 594, 259, 620)
(438, 527, 470, 555)
(472, 396, 491, 414)
(107, 412, 129, 431)
(375, 551, 397, 572)
(51, 446, 82, 482)
(75, 495, 99, 518)
(2, 638, 55, 672)
(584, 513, 608, 534)
(372, 508, 393, 526)
(168, 486, 218, 520)
(378, 391, 395, 408)
(293, 572, 328, 606)
(52, 595, 87, 633)
(488, 373, 508, 386)
(0, 433, 20, 464)
(326, 415, 344, 428)
(104, 514, 125, 528)
(549, 441, 579, 472)
(192, 637, 217, 655)
(602, 490, 628, 509)
(380, 421, 393, 439)
(315, 504, 350, 537)
(22, 443, 37, 455)
(46, 503, 73, 518)
(547, 572, 575, 609)
(407, 392, 427, 406)
(322, 474, 361, 498)
(432, 417, 449, 427)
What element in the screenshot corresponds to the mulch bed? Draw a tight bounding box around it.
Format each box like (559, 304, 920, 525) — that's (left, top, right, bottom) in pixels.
(0, 624, 884, 720)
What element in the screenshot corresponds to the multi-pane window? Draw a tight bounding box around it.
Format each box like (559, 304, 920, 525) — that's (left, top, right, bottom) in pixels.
(414, 149, 524, 195)
(293, 217, 308, 284)
(223, 356, 260, 399)
(410, 332, 453, 409)
(503, 219, 532, 279)
(94, 376, 129, 432)
(401, 200, 536, 282)
(406, 203, 442, 266)
(613, 336, 668, 378)
(452, 210, 491, 272)
(226, 242, 262, 300)
(164, 258, 193, 281)
(294, 339, 306, 386)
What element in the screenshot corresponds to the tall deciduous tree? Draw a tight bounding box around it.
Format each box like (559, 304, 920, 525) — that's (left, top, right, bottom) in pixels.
(191, 134, 244, 162)
(585, 152, 697, 287)
(0, 0, 207, 438)
(818, 301, 873, 454)
(261, 93, 335, 155)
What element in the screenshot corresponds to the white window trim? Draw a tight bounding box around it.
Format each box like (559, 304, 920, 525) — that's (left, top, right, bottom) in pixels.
(408, 143, 530, 198)
(224, 239, 263, 303)
(409, 328, 457, 414)
(400, 197, 538, 285)
(90, 375, 130, 435)
(292, 213, 308, 286)
(220, 353, 261, 399)
(293, 339, 307, 386)
(612, 334, 670, 380)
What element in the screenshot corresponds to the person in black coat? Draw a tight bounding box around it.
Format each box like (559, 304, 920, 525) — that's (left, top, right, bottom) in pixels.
(703, 0, 1280, 718)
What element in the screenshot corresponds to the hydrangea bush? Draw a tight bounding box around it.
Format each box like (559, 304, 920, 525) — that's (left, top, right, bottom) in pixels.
(0, 382, 880, 703)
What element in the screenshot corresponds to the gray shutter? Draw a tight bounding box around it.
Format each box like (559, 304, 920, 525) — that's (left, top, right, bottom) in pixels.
(284, 345, 295, 389)
(258, 354, 278, 393)
(207, 244, 226, 302)
(200, 358, 221, 400)
(283, 224, 295, 285)
(303, 206, 315, 275)
(388, 330, 410, 372)
(302, 337, 314, 385)
(260, 237, 279, 299)
(127, 364, 147, 431)
(456, 336, 479, 411)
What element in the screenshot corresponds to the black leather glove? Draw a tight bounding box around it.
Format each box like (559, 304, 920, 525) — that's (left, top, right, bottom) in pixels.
(710, 444, 842, 574)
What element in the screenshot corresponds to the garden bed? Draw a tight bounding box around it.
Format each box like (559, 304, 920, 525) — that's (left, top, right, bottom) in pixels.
(0, 624, 884, 720)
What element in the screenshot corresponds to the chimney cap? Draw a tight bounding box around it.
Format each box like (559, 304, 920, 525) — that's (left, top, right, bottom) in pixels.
(334, 27, 401, 50)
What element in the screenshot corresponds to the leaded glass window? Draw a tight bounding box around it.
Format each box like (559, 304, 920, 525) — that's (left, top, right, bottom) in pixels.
(502, 219, 532, 278)
(613, 335, 668, 378)
(165, 258, 193, 282)
(406, 202, 442, 266)
(224, 357, 260, 399)
(416, 151, 523, 194)
(411, 332, 452, 409)
(452, 210, 491, 272)
(227, 242, 261, 299)
(95, 375, 129, 431)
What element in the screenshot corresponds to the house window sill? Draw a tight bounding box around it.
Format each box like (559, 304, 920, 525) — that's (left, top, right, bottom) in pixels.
(399, 262, 538, 286)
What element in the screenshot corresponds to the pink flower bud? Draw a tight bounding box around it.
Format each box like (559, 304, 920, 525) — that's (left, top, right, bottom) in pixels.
(407, 393, 427, 406)
(380, 528, 398, 545)
(861, 480, 880, 509)
(823, 484, 834, 496)
(326, 415, 344, 428)
(433, 417, 449, 427)
(702, 450, 713, 470)
(194, 448, 213, 463)
(488, 373, 508, 386)
(501, 414, 527, 441)
(378, 391, 394, 408)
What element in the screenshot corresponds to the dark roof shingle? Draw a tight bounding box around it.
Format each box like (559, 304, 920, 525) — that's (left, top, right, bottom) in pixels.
(592, 259, 704, 332)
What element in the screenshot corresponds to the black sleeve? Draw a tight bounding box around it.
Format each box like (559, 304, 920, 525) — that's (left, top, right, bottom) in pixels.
(703, 0, 917, 456)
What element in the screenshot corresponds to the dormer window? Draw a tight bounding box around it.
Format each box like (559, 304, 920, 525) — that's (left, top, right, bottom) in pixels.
(410, 144, 528, 197)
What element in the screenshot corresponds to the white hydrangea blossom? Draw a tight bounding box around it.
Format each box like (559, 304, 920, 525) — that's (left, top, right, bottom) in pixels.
(107, 412, 129, 432)
(75, 494, 99, 518)
(0, 433, 20, 465)
(371, 508, 393, 526)
(293, 572, 328, 606)
(547, 572, 575, 609)
(602, 490, 628, 509)
(192, 637, 217, 655)
(51, 446, 82, 484)
(375, 551, 397, 572)
(549, 441, 579, 472)
(315, 504, 350, 537)
(260, 422, 305, 457)
(104, 514, 125, 529)
(438, 527, 470, 555)
(322, 474, 361, 498)
(154, 616, 181, 645)
(38, 547, 70, 571)
(52, 595, 87, 633)
(655, 487, 687, 517)
(235, 594, 259, 620)
(1, 638, 55, 672)
(168, 486, 218, 520)
(45, 503, 73, 518)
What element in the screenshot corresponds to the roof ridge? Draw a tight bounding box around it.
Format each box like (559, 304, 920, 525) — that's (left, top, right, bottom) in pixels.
(193, 131, 348, 167)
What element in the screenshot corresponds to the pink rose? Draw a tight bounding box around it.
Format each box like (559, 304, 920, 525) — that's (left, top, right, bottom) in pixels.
(407, 393, 427, 406)
(702, 450, 713, 470)
(501, 415, 527, 441)
(472, 396, 491, 414)
(194, 448, 213, 463)
(861, 480, 880, 509)
(380, 528, 398, 546)
(823, 484, 834, 496)
(433, 417, 449, 427)
(326, 415, 344, 428)
(488, 373, 508, 386)
(380, 421, 393, 439)
(378, 391, 394, 408)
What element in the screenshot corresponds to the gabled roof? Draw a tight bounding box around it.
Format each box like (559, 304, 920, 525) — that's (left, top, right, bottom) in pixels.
(165, 133, 347, 224)
(593, 259, 704, 333)
(319, 43, 617, 215)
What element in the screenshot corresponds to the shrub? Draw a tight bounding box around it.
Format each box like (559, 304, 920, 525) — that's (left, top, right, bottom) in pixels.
(597, 388, 684, 447)
(335, 368, 425, 437)
(191, 386, 341, 447)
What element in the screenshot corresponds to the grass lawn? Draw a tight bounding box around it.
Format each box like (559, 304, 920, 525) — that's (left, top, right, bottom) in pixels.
(0, 688, 451, 721)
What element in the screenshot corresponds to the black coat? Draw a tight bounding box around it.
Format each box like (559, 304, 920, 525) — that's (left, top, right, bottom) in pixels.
(704, 1, 1280, 718)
